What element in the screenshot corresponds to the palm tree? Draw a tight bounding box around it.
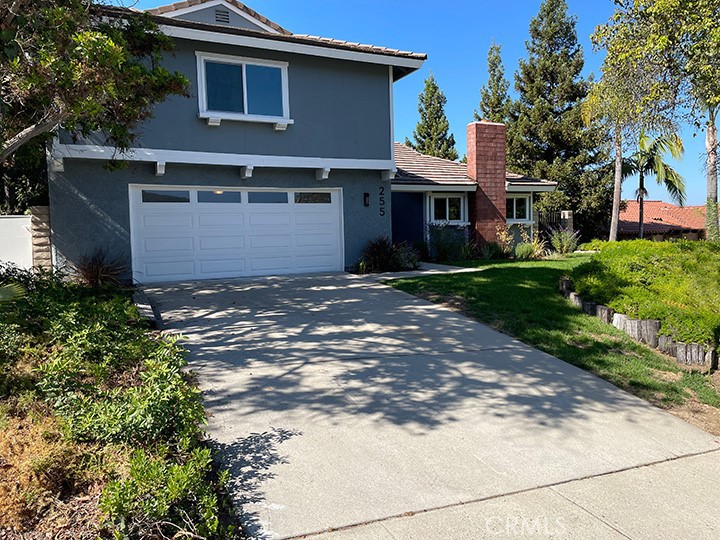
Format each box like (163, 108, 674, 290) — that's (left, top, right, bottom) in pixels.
(0, 283, 24, 304)
(623, 132, 686, 239)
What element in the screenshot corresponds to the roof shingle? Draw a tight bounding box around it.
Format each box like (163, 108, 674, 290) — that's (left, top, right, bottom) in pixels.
(392, 143, 556, 188)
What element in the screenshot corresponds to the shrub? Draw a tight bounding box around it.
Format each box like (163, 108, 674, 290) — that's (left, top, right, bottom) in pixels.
(99, 445, 234, 539)
(514, 243, 535, 260)
(572, 240, 720, 349)
(480, 242, 504, 260)
(428, 223, 466, 261)
(355, 237, 420, 273)
(550, 227, 580, 254)
(74, 248, 128, 288)
(0, 269, 236, 537)
(495, 225, 515, 256)
(394, 241, 421, 270)
(518, 227, 547, 259)
(577, 239, 607, 251)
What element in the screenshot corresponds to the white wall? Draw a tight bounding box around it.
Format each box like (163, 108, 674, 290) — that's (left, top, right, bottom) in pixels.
(0, 216, 33, 269)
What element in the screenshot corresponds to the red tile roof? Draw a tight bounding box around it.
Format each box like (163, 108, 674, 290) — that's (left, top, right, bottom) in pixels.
(619, 200, 706, 234)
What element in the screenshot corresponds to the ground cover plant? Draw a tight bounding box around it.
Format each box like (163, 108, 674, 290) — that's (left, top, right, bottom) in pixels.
(388, 254, 720, 433)
(571, 240, 720, 352)
(0, 264, 238, 538)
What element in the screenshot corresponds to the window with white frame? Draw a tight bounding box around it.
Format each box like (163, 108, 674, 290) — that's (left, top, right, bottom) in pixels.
(430, 194, 466, 224)
(506, 195, 531, 221)
(196, 52, 290, 124)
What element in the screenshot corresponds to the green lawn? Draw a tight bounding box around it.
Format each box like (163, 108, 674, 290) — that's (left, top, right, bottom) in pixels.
(389, 254, 720, 410)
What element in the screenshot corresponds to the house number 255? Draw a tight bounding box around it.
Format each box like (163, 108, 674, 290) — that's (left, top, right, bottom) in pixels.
(379, 186, 386, 216)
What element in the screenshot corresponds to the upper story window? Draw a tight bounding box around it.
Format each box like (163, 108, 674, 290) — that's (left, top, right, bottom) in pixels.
(507, 195, 531, 222)
(196, 52, 292, 130)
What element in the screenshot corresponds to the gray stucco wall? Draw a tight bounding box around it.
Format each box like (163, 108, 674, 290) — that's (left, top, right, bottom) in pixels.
(48, 160, 390, 279)
(175, 7, 268, 32)
(60, 39, 392, 161)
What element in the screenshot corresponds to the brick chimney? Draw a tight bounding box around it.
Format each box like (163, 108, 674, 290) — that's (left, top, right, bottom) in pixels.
(467, 121, 506, 243)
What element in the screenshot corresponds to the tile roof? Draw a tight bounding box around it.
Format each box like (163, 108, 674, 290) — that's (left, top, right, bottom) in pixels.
(393, 143, 474, 185)
(392, 143, 556, 188)
(116, 4, 426, 67)
(146, 0, 291, 35)
(619, 200, 707, 234)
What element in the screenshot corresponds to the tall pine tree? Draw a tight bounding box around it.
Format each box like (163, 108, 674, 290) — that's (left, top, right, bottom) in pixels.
(406, 73, 459, 160)
(507, 0, 609, 239)
(475, 43, 511, 123)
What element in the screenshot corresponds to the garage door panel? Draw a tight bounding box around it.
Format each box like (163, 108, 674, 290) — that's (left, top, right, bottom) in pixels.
(295, 232, 337, 248)
(142, 236, 194, 254)
(197, 213, 244, 227)
(294, 212, 336, 226)
(249, 256, 293, 272)
(294, 255, 339, 270)
(143, 260, 195, 278)
(248, 213, 291, 227)
(199, 259, 246, 275)
(131, 187, 342, 283)
(198, 236, 245, 250)
(142, 213, 193, 228)
(248, 234, 292, 249)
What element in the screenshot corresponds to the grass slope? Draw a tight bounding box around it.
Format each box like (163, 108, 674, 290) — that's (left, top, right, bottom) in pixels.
(390, 255, 720, 410)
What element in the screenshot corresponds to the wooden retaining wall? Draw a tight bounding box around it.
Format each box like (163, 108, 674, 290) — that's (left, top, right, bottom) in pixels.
(559, 278, 718, 371)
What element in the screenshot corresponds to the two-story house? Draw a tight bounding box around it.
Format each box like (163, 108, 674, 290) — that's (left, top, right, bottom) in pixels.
(48, 0, 426, 283)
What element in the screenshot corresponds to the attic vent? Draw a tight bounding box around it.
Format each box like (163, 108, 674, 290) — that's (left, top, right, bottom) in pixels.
(214, 9, 230, 24)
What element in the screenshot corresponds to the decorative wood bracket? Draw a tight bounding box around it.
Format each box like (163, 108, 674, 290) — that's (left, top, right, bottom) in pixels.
(241, 165, 254, 179)
(316, 168, 331, 181)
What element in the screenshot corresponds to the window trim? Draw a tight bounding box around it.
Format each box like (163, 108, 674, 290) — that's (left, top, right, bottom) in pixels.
(506, 195, 532, 224)
(427, 193, 469, 226)
(196, 51, 293, 129)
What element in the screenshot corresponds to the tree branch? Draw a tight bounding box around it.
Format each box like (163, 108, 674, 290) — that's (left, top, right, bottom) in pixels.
(0, 0, 30, 30)
(1, 111, 67, 162)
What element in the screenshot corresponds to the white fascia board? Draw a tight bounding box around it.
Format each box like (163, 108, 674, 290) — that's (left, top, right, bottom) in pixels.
(506, 184, 557, 193)
(160, 25, 426, 70)
(160, 0, 281, 34)
(52, 144, 394, 171)
(391, 184, 476, 193)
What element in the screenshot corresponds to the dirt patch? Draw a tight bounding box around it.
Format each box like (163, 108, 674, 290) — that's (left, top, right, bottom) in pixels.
(651, 369, 683, 383)
(667, 399, 720, 436)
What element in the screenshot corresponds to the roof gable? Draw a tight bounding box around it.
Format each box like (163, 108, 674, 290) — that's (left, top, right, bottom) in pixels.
(147, 0, 291, 35)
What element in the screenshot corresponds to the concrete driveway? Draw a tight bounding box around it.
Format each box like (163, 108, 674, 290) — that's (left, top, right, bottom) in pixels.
(146, 273, 720, 539)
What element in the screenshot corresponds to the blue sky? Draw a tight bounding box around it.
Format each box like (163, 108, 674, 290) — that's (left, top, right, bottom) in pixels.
(132, 0, 710, 206)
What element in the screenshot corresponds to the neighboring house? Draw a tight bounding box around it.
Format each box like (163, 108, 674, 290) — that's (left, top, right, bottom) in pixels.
(48, 0, 425, 283)
(619, 200, 707, 240)
(392, 121, 557, 248)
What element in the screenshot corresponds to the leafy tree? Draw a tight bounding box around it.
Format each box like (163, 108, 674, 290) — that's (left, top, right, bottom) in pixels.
(585, 17, 676, 241)
(507, 0, 609, 239)
(406, 73, 459, 161)
(474, 43, 510, 123)
(0, 0, 189, 164)
(595, 0, 720, 240)
(623, 132, 685, 238)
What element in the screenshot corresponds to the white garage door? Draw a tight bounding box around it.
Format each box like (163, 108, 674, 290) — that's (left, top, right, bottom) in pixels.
(129, 186, 344, 283)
